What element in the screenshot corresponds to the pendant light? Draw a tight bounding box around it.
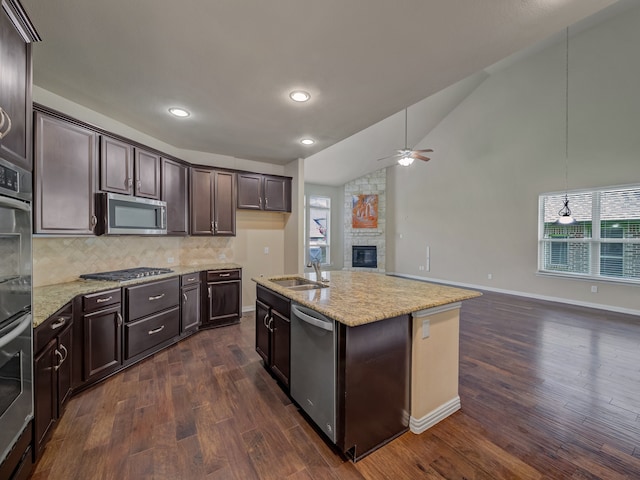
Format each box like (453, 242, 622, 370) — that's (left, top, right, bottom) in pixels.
(557, 27, 576, 225)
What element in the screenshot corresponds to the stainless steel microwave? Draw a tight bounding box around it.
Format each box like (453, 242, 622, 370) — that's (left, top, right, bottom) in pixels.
(97, 192, 167, 235)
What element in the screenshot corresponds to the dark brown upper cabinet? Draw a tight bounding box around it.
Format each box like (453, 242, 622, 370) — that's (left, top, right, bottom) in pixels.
(161, 157, 189, 235)
(0, 0, 40, 171)
(100, 137, 160, 199)
(190, 167, 236, 236)
(100, 135, 133, 195)
(134, 148, 160, 199)
(237, 173, 291, 212)
(34, 111, 99, 235)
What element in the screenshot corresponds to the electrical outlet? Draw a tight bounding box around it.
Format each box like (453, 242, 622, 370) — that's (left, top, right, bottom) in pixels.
(487, 273, 493, 280)
(264, 246, 269, 254)
(167, 257, 174, 264)
(591, 285, 598, 293)
(422, 319, 430, 339)
(418, 265, 425, 271)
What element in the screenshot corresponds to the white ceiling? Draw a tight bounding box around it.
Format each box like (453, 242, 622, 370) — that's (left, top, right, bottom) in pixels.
(23, 0, 619, 169)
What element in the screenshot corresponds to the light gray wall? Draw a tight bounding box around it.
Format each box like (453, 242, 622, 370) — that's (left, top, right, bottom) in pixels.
(304, 183, 345, 271)
(388, 6, 640, 314)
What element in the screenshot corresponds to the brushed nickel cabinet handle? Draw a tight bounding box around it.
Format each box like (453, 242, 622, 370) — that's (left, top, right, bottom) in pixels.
(183, 292, 188, 303)
(50, 317, 67, 330)
(218, 273, 231, 277)
(186, 277, 196, 282)
(208, 286, 212, 298)
(267, 317, 274, 332)
(96, 296, 113, 303)
(263, 313, 270, 328)
(91, 215, 98, 228)
(116, 312, 123, 326)
(148, 325, 165, 335)
(210, 221, 215, 233)
(54, 349, 63, 371)
(148, 293, 165, 301)
(59, 344, 68, 363)
(127, 178, 133, 187)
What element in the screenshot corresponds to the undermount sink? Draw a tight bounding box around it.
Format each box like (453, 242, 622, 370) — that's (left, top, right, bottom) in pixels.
(270, 277, 328, 290)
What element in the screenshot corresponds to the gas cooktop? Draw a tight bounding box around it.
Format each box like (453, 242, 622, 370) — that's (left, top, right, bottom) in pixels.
(80, 267, 174, 282)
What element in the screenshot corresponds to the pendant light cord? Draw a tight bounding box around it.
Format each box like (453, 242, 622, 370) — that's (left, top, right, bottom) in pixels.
(404, 108, 408, 150)
(564, 27, 570, 193)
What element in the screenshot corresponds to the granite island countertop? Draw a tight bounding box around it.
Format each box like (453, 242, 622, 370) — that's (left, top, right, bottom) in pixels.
(33, 263, 242, 328)
(252, 271, 481, 327)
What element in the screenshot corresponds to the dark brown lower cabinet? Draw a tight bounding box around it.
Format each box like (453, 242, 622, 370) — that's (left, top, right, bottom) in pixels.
(83, 304, 123, 381)
(203, 269, 241, 328)
(181, 274, 201, 334)
(33, 307, 73, 460)
(255, 285, 291, 388)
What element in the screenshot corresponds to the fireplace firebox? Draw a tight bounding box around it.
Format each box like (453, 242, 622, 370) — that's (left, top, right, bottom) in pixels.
(352, 245, 377, 268)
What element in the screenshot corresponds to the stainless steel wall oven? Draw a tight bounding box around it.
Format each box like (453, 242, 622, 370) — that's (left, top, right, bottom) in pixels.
(0, 156, 33, 467)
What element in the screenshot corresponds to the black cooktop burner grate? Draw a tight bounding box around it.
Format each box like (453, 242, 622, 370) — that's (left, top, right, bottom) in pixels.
(80, 267, 174, 282)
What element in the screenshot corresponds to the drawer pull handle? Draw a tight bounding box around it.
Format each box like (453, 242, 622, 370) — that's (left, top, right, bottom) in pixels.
(186, 277, 196, 282)
(50, 317, 67, 330)
(148, 325, 165, 335)
(149, 293, 165, 301)
(96, 296, 113, 303)
(218, 273, 231, 277)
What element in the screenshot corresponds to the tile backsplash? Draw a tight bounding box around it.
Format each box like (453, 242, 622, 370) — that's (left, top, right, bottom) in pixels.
(33, 236, 234, 287)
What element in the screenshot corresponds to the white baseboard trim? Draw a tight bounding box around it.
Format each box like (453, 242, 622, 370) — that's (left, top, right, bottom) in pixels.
(410, 396, 461, 434)
(242, 305, 255, 314)
(388, 272, 640, 317)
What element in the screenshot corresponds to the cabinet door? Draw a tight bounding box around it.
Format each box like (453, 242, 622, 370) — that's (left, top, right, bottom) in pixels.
(34, 338, 57, 458)
(206, 280, 240, 326)
(0, 3, 35, 170)
(190, 167, 213, 235)
(263, 176, 290, 212)
(100, 135, 133, 194)
(270, 310, 290, 387)
(255, 300, 270, 363)
(181, 283, 201, 333)
(213, 170, 236, 235)
(57, 324, 73, 410)
(83, 305, 123, 381)
(135, 148, 160, 199)
(237, 173, 263, 210)
(161, 158, 189, 235)
(34, 112, 98, 234)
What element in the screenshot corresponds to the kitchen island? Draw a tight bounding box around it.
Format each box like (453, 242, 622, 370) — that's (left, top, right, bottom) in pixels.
(253, 271, 481, 461)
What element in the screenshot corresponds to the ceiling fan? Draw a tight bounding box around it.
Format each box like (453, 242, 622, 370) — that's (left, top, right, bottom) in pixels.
(376, 108, 433, 166)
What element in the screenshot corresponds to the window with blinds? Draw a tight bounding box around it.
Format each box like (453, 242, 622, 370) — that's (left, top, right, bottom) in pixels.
(538, 186, 640, 283)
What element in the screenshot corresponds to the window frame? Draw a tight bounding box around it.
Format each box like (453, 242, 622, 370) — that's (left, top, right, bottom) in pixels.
(538, 184, 640, 285)
(305, 194, 331, 266)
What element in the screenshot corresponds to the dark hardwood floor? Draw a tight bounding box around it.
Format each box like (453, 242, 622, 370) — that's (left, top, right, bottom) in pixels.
(31, 291, 640, 479)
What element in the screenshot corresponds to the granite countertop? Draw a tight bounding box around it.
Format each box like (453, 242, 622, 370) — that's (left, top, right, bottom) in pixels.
(33, 263, 242, 328)
(252, 271, 481, 327)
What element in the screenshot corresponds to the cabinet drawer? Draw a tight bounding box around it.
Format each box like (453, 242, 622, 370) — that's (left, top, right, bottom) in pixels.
(125, 307, 180, 359)
(35, 305, 72, 353)
(125, 277, 179, 321)
(83, 289, 121, 312)
(207, 269, 241, 282)
(181, 272, 201, 286)
(257, 285, 290, 318)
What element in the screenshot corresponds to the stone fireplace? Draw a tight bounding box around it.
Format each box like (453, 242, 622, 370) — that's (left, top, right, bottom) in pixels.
(344, 168, 385, 272)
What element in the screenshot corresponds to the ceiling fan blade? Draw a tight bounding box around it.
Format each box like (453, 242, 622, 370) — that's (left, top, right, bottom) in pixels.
(412, 149, 434, 153)
(375, 153, 399, 162)
(410, 153, 431, 162)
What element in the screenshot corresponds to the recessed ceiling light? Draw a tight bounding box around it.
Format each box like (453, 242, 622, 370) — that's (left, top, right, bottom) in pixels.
(168, 107, 190, 118)
(289, 91, 310, 102)
(300, 138, 315, 145)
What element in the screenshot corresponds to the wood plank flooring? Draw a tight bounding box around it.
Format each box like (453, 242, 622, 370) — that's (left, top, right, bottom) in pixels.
(31, 291, 640, 479)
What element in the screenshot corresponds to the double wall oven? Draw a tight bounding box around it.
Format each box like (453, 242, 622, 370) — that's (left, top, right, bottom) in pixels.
(0, 156, 32, 467)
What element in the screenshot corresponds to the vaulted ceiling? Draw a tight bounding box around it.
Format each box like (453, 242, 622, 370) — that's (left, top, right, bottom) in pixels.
(23, 0, 619, 171)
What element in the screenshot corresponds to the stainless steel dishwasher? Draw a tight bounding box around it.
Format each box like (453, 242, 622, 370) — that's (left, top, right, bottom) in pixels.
(290, 303, 337, 443)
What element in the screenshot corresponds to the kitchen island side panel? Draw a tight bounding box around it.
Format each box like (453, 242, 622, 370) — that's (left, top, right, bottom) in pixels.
(336, 313, 411, 461)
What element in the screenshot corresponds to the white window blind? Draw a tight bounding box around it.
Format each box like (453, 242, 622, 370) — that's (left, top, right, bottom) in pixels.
(306, 195, 331, 265)
(538, 186, 640, 283)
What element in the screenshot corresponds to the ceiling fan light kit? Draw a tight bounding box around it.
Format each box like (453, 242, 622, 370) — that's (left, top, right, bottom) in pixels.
(376, 108, 433, 167)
